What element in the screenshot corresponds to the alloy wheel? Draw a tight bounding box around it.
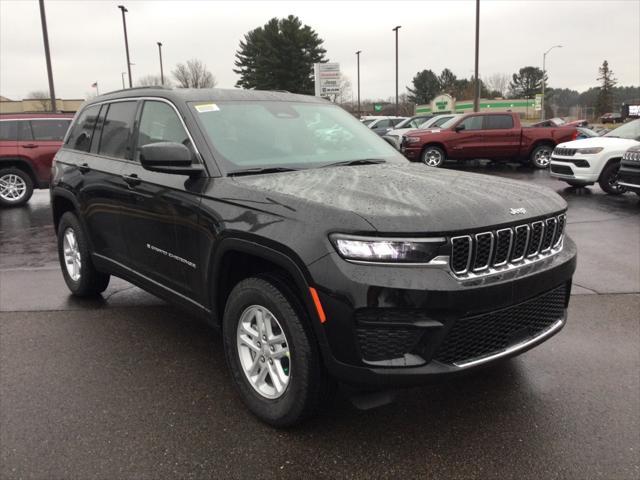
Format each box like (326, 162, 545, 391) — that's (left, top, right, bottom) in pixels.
(63, 227, 82, 282)
(236, 305, 291, 399)
(534, 148, 552, 167)
(423, 148, 443, 167)
(0, 173, 27, 202)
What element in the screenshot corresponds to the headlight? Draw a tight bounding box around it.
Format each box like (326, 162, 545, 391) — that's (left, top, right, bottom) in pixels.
(576, 147, 603, 154)
(403, 136, 421, 145)
(330, 234, 444, 263)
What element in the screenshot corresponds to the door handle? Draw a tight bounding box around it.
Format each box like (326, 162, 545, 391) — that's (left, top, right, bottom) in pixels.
(21, 144, 38, 149)
(122, 173, 141, 187)
(78, 163, 90, 174)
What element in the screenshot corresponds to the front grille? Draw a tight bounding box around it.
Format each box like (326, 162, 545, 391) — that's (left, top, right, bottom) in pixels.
(433, 285, 567, 365)
(551, 164, 574, 175)
(449, 214, 566, 276)
(554, 147, 576, 156)
(355, 326, 422, 362)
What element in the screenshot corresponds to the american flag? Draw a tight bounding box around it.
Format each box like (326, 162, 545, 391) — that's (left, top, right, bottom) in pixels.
(91, 82, 98, 88)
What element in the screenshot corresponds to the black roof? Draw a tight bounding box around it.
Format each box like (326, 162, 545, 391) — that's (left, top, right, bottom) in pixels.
(86, 87, 327, 106)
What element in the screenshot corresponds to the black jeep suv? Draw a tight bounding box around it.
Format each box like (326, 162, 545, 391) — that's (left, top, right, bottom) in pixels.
(51, 88, 577, 426)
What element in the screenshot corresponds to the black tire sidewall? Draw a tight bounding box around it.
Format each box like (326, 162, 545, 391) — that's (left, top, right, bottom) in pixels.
(599, 161, 625, 195)
(0, 167, 34, 207)
(222, 277, 321, 427)
(57, 212, 109, 295)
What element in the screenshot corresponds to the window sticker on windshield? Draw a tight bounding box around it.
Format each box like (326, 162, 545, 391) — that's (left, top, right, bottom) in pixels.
(195, 103, 220, 113)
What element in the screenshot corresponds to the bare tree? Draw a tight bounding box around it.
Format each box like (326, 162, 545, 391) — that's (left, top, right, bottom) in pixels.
(333, 76, 352, 104)
(172, 59, 217, 88)
(27, 90, 52, 111)
(136, 75, 172, 87)
(484, 73, 510, 97)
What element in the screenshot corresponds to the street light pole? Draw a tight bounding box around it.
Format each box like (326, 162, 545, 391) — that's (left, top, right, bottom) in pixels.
(118, 5, 132, 88)
(38, 0, 56, 112)
(355, 50, 361, 118)
(473, 0, 480, 112)
(541, 44, 562, 120)
(392, 26, 401, 115)
(157, 42, 164, 85)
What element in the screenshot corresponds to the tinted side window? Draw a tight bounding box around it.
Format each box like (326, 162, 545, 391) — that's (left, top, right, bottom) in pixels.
(18, 121, 33, 141)
(0, 121, 17, 141)
(66, 105, 100, 152)
(135, 101, 190, 161)
(375, 119, 391, 128)
(459, 115, 484, 131)
(485, 115, 514, 130)
(30, 119, 71, 141)
(98, 101, 137, 159)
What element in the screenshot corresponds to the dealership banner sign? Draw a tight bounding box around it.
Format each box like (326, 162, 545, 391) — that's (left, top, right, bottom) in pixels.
(314, 62, 341, 97)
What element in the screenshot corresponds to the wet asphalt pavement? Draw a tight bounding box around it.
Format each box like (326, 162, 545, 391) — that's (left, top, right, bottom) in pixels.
(1, 163, 639, 479)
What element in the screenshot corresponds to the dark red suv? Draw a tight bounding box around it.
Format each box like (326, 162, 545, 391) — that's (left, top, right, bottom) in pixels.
(0, 113, 73, 206)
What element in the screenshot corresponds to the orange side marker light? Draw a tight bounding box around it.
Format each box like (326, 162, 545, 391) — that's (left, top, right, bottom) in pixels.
(309, 287, 326, 324)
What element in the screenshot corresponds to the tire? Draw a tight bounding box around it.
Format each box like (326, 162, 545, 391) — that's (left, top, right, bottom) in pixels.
(598, 161, 627, 195)
(421, 145, 446, 167)
(530, 145, 553, 169)
(57, 211, 110, 296)
(0, 167, 34, 207)
(222, 276, 332, 427)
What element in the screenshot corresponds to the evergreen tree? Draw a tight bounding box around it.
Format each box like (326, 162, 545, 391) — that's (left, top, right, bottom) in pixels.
(595, 60, 617, 115)
(406, 70, 440, 104)
(234, 15, 326, 94)
(508, 66, 547, 98)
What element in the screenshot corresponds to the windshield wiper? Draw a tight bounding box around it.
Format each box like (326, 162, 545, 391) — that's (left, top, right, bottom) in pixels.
(321, 159, 386, 168)
(227, 167, 298, 177)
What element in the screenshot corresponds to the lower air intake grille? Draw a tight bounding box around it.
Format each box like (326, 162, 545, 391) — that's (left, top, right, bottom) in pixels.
(433, 285, 567, 365)
(356, 327, 422, 362)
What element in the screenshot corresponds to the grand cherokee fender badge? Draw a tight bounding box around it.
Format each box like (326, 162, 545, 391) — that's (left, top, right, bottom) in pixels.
(510, 208, 527, 215)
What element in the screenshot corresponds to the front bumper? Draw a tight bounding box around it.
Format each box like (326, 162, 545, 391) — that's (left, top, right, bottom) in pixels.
(309, 237, 577, 387)
(550, 156, 599, 183)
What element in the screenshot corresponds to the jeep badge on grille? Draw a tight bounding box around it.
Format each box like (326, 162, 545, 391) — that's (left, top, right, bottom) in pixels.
(510, 208, 527, 215)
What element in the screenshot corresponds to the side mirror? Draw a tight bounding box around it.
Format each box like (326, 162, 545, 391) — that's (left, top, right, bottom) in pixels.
(454, 124, 466, 132)
(139, 142, 203, 176)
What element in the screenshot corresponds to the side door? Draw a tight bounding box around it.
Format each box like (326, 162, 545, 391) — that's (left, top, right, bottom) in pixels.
(119, 99, 203, 300)
(483, 114, 519, 159)
(27, 118, 72, 185)
(63, 104, 130, 265)
(447, 115, 485, 159)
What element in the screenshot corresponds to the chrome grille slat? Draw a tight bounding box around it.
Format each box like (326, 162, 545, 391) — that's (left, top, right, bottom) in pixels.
(449, 214, 566, 278)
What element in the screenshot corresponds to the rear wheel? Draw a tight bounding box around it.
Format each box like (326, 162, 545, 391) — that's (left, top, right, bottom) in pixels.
(598, 161, 627, 195)
(222, 277, 332, 427)
(421, 146, 446, 167)
(530, 145, 553, 169)
(57, 212, 110, 296)
(0, 167, 33, 207)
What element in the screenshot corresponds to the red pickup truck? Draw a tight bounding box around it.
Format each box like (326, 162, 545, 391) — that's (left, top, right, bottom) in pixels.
(401, 112, 578, 169)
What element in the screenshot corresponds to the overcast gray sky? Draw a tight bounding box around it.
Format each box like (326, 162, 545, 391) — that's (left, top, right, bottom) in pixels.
(1, 0, 639, 101)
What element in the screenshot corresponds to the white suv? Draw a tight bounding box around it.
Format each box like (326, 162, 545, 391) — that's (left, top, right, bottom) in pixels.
(550, 119, 640, 194)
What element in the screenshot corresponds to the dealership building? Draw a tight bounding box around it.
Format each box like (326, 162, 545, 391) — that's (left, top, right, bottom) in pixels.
(416, 94, 538, 118)
(0, 96, 84, 114)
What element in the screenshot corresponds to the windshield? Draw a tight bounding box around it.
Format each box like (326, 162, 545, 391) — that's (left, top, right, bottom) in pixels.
(191, 101, 406, 173)
(604, 119, 640, 140)
(361, 119, 375, 126)
(395, 116, 430, 129)
(435, 115, 462, 129)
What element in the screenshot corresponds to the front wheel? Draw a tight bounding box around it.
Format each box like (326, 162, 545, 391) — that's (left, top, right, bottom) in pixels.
(222, 277, 332, 427)
(530, 145, 553, 169)
(598, 161, 627, 195)
(57, 212, 110, 296)
(421, 146, 446, 167)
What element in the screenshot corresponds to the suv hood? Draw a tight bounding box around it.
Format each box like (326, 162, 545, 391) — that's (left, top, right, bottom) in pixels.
(558, 136, 640, 150)
(232, 163, 565, 233)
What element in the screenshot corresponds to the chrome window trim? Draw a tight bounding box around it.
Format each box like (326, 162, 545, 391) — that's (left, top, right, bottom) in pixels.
(527, 221, 545, 258)
(472, 232, 494, 272)
(511, 224, 530, 263)
(452, 318, 564, 368)
(450, 235, 472, 275)
(493, 228, 513, 267)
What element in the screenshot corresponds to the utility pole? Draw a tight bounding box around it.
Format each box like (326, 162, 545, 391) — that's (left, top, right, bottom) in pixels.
(157, 42, 164, 85)
(356, 50, 361, 118)
(38, 0, 56, 112)
(392, 26, 401, 115)
(542, 45, 562, 120)
(473, 0, 480, 112)
(121, 72, 126, 89)
(118, 5, 132, 88)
